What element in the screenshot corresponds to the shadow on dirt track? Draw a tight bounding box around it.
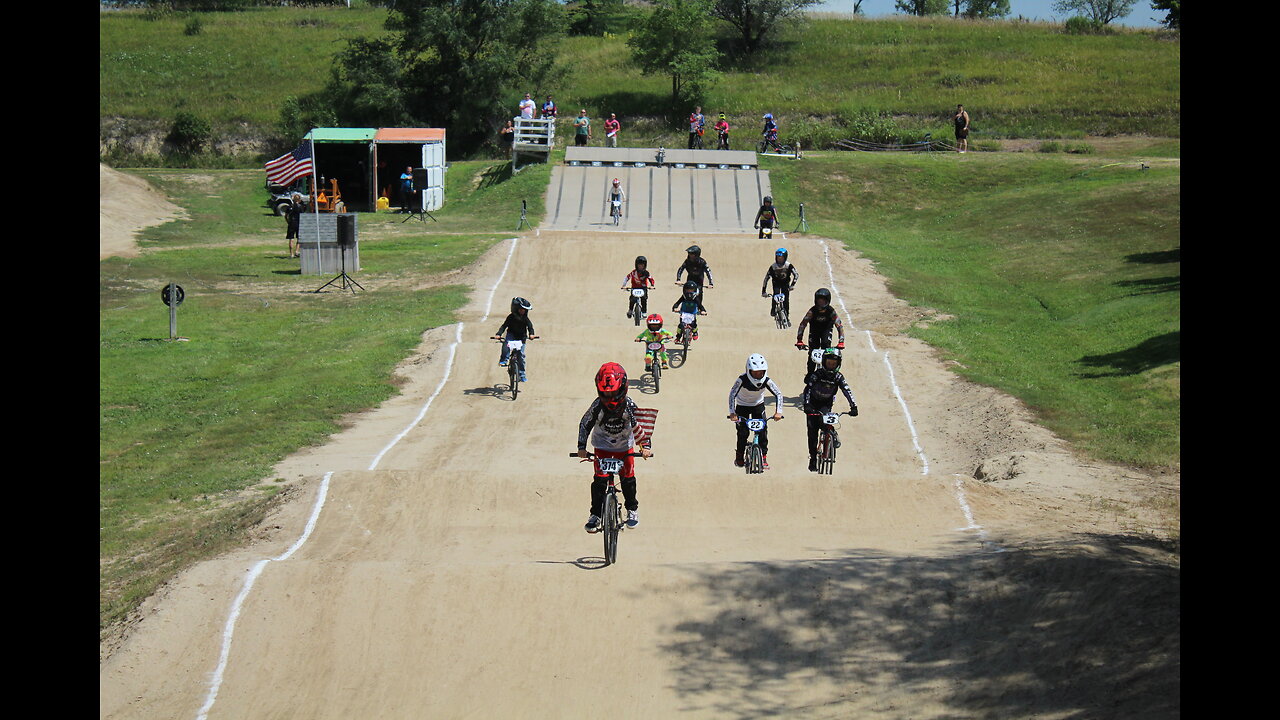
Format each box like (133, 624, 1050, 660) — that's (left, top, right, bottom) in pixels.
(658, 533, 1179, 719)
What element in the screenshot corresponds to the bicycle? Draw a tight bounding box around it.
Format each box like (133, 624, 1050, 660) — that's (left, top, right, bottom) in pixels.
(493, 335, 535, 400)
(765, 291, 790, 329)
(758, 136, 794, 155)
(637, 339, 668, 393)
(675, 311, 702, 359)
(807, 411, 850, 475)
(625, 287, 648, 327)
(717, 130, 730, 150)
(610, 198, 623, 226)
(733, 415, 780, 474)
(570, 451, 650, 566)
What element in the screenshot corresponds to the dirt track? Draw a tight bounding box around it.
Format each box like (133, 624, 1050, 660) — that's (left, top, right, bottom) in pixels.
(99, 168, 1178, 719)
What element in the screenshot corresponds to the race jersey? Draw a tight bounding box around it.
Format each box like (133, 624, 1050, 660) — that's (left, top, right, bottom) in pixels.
(676, 257, 713, 286)
(495, 312, 535, 341)
(578, 396, 643, 453)
(797, 305, 843, 344)
(763, 119, 778, 137)
(636, 328, 674, 345)
(803, 370, 856, 412)
(715, 120, 730, 135)
(763, 261, 798, 290)
(728, 373, 784, 414)
(690, 113, 705, 133)
(623, 269, 655, 289)
(673, 295, 706, 316)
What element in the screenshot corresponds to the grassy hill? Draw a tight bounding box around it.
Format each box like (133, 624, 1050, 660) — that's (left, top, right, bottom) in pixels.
(100, 4, 1179, 163)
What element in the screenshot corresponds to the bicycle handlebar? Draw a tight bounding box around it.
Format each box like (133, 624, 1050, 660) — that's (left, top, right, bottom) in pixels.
(569, 452, 652, 458)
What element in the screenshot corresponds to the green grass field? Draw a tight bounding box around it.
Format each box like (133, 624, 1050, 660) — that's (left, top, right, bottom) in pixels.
(100, 5, 1179, 160)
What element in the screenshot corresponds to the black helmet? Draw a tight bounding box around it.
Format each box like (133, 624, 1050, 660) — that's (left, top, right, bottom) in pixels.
(821, 347, 842, 371)
(635, 255, 647, 267)
(686, 245, 701, 256)
(814, 288, 831, 305)
(763, 195, 773, 204)
(683, 280, 699, 298)
(511, 297, 532, 313)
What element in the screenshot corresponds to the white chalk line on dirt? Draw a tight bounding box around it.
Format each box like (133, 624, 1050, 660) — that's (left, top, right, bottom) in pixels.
(819, 238, 995, 549)
(197, 237, 520, 720)
(817, 238, 929, 475)
(197, 470, 333, 720)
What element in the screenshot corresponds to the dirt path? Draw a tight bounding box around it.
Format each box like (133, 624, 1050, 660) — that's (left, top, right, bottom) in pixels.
(100, 173, 1178, 719)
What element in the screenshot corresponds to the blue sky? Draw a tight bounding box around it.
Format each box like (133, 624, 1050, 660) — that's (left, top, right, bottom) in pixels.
(808, 0, 1166, 28)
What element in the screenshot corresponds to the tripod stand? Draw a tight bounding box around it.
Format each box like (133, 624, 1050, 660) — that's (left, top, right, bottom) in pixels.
(794, 202, 810, 233)
(516, 199, 530, 231)
(315, 241, 364, 294)
(401, 189, 438, 223)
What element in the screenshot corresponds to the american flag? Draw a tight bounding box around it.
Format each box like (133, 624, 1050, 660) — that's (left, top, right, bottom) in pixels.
(264, 142, 313, 186)
(634, 407, 658, 447)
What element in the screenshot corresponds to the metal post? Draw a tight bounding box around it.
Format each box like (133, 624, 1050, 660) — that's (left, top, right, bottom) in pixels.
(168, 282, 178, 339)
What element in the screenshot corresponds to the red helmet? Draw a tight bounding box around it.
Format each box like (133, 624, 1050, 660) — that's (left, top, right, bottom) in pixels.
(595, 362, 628, 409)
(645, 313, 663, 330)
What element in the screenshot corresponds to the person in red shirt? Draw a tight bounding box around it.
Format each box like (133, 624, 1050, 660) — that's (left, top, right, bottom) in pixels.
(621, 255, 655, 320)
(604, 113, 621, 147)
(714, 113, 730, 150)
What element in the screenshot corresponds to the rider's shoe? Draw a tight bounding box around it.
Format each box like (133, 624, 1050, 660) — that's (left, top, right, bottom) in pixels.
(661, 362, 670, 369)
(808, 456, 818, 472)
(585, 515, 601, 533)
(626, 510, 639, 529)
(498, 359, 508, 367)
(762, 455, 769, 470)
(734, 451, 745, 468)
(693, 332, 700, 341)
(626, 310, 632, 319)
(645, 364, 653, 373)
(520, 372, 528, 382)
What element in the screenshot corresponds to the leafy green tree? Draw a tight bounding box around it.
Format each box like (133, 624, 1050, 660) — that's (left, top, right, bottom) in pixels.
(957, 0, 1010, 18)
(1050, 0, 1136, 24)
(1151, 0, 1179, 29)
(628, 0, 722, 108)
(709, 0, 822, 55)
(895, 0, 949, 15)
(325, 0, 566, 154)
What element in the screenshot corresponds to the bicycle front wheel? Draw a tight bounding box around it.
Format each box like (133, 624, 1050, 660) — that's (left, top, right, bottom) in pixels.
(819, 431, 835, 475)
(652, 362, 661, 393)
(746, 444, 763, 474)
(603, 491, 620, 565)
(509, 359, 520, 400)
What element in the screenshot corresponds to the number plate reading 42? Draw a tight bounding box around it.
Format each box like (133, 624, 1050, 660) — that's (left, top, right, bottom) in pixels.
(597, 458, 624, 474)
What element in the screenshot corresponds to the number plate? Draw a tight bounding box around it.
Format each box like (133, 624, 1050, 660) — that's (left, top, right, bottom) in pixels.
(632, 289, 646, 297)
(507, 340, 524, 350)
(746, 418, 766, 432)
(597, 458, 624, 474)
(680, 312, 695, 325)
(810, 349, 824, 363)
(773, 294, 785, 303)
(822, 413, 839, 425)
(647, 342, 664, 350)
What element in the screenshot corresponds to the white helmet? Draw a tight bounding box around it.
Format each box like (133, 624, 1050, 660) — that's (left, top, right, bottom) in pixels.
(746, 353, 768, 373)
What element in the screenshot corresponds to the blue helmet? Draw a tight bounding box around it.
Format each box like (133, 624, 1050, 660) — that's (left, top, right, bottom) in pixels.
(775, 248, 788, 262)
(763, 113, 773, 120)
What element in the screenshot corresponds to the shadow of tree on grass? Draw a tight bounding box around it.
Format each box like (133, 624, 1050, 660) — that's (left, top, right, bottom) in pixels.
(1078, 332, 1179, 378)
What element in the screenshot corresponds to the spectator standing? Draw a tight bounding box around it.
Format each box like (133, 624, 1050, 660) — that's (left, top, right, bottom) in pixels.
(605, 113, 621, 148)
(519, 93, 536, 120)
(542, 95, 558, 119)
(574, 109, 592, 147)
(688, 106, 706, 149)
(952, 104, 970, 153)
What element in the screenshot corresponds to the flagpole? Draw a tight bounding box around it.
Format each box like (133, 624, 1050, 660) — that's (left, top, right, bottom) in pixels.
(310, 132, 321, 270)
